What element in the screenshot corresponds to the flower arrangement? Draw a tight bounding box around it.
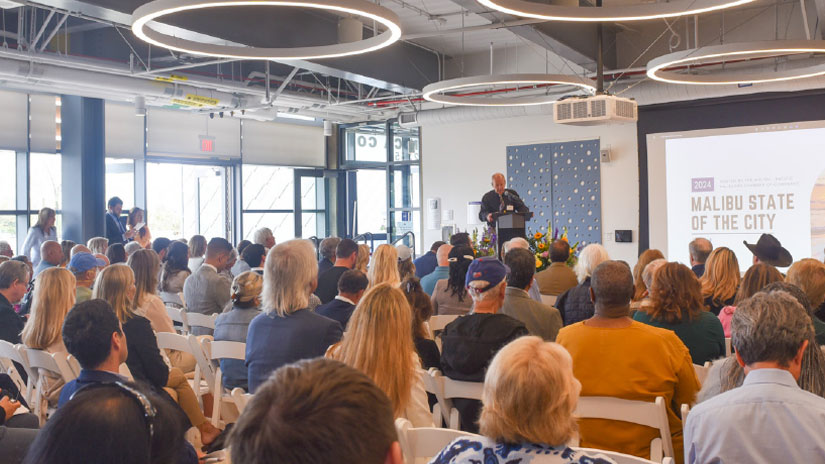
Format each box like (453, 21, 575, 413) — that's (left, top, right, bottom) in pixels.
(471, 227, 497, 257)
(527, 226, 579, 271)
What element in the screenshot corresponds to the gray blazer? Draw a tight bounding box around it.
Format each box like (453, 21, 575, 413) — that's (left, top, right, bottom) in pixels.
(183, 263, 231, 317)
(501, 287, 563, 341)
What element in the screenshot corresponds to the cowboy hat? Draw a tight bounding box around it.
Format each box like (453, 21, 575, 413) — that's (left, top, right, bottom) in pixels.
(743, 233, 793, 267)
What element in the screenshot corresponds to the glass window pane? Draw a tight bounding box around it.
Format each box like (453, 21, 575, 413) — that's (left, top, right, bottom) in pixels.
(356, 170, 387, 235)
(196, 171, 227, 239)
(391, 210, 421, 254)
(147, 163, 184, 239)
(105, 158, 135, 209)
(30, 152, 62, 211)
(243, 165, 294, 210)
(391, 165, 420, 209)
(391, 123, 420, 161)
(0, 215, 16, 249)
(300, 176, 325, 210)
(243, 212, 295, 244)
(0, 151, 15, 210)
(344, 124, 387, 162)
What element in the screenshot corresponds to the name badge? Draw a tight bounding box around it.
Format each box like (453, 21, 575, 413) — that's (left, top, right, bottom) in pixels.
(506, 205, 514, 211)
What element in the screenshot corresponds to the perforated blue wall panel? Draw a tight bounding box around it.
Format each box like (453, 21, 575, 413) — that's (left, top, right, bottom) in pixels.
(506, 139, 602, 246)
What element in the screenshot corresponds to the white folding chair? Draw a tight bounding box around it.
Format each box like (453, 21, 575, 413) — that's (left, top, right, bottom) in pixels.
(155, 332, 213, 406)
(204, 339, 246, 426)
(166, 305, 189, 334)
(418, 368, 444, 426)
(574, 448, 670, 464)
(25, 349, 77, 421)
(187, 313, 218, 333)
(66, 354, 82, 378)
(231, 387, 252, 414)
(441, 376, 484, 430)
(574, 396, 673, 462)
(427, 315, 459, 351)
(395, 418, 480, 464)
(681, 404, 690, 424)
(725, 338, 731, 357)
(540, 294, 557, 306)
(692, 361, 711, 386)
(0, 341, 31, 400)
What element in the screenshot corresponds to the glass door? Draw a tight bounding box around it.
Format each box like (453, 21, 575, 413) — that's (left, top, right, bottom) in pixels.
(294, 169, 327, 239)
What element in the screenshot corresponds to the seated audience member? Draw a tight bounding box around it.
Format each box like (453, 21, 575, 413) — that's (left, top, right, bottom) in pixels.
(631, 248, 665, 309)
(93, 264, 221, 445)
(401, 276, 440, 370)
(33, 240, 63, 278)
(699, 247, 740, 315)
(698, 281, 825, 402)
(440, 258, 528, 432)
(414, 240, 445, 278)
(421, 244, 451, 296)
(396, 245, 416, 281)
(187, 234, 207, 272)
(229, 358, 403, 464)
(11, 255, 31, 274)
(632, 258, 666, 316)
(685, 291, 825, 463)
(0, 401, 38, 464)
(0, 261, 29, 346)
(633, 262, 725, 365)
(232, 243, 265, 276)
(688, 238, 713, 277)
(68, 252, 104, 304)
(315, 238, 359, 304)
(0, 241, 13, 258)
(718, 263, 783, 337)
(431, 337, 616, 464)
(246, 240, 343, 393)
(69, 244, 91, 258)
(26, 382, 194, 464)
(556, 243, 609, 326)
(502, 248, 563, 341)
(557, 261, 699, 461)
(236, 239, 252, 256)
(786, 258, 825, 343)
(105, 243, 127, 265)
(317, 237, 341, 276)
(431, 246, 475, 316)
(316, 269, 368, 329)
(152, 237, 172, 262)
(22, 267, 76, 416)
(368, 244, 401, 288)
(328, 283, 433, 427)
(182, 238, 233, 329)
(159, 241, 191, 308)
(94, 253, 109, 269)
(449, 232, 472, 248)
(86, 237, 109, 256)
(253, 227, 276, 249)
(354, 243, 371, 274)
(744, 232, 793, 267)
(214, 271, 263, 391)
(220, 249, 237, 280)
(503, 237, 543, 302)
(535, 240, 579, 297)
(128, 249, 178, 342)
(123, 241, 142, 257)
(59, 240, 75, 267)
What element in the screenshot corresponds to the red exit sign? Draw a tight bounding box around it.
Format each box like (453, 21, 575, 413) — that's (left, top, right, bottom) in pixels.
(199, 136, 215, 152)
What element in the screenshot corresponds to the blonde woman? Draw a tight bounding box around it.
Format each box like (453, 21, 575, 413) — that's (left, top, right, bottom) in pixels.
(431, 336, 614, 464)
(127, 207, 152, 249)
(86, 237, 109, 255)
(368, 244, 401, 288)
(327, 283, 433, 427)
(188, 235, 207, 272)
(22, 207, 57, 267)
(214, 271, 263, 391)
(699, 247, 740, 315)
(93, 264, 222, 445)
(632, 249, 665, 302)
(354, 243, 371, 274)
(22, 267, 76, 415)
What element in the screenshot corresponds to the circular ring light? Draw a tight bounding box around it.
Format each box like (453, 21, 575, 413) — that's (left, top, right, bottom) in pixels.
(422, 74, 596, 107)
(647, 40, 825, 85)
(476, 0, 754, 22)
(132, 0, 402, 60)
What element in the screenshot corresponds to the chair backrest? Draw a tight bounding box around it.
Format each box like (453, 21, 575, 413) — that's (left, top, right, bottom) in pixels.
(540, 294, 557, 306)
(681, 403, 690, 424)
(428, 315, 459, 335)
(208, 341, 246, 362)
(156, 331, 194, 353)
(441, 375, 484, 430)
(574, 396, 673, 461)
(692, 362, 711, 385)
(574, 447, 663, 464)
(231, 387, 252, 413)
(25, 349, 77, 383)
(395, 418, 480, 464)
(724, 337, 731, 357)
(0, 341, 30, 395)
(187, 312, 218, 331)
(166, 305, 189, 334)
(187, 334, 216, 392)
(66, 354, 82, 378)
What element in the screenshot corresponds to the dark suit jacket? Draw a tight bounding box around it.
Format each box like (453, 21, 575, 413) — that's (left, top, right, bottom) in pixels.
(314, 266, 348, 304)
(246, 309, 343, 393)
(58, 369, 124, 408)
(122, 316, 169, 389)
(692, 263, 705, 278)
(0, 294, 24, 346)
(105, 212, 125, 245)
(315, 298, 356, 330)
(479, 189, 528, 225)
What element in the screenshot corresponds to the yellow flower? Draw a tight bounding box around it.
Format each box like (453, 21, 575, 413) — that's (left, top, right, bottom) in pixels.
(561, 237, 568, 243)
(537, 242, 547, 250)
(533, 232, 544, 240)
(535, 257, 542, 269)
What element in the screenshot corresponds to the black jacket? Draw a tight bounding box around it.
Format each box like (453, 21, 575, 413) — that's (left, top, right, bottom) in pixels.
(478, 189, 528, 225)
(314, 266, 349, 304)
(315, 298, 356, 330)
(104, 212, 126, 245)
(0, 294, 24, 346)
(122, 316, 169, 389)
(556, 278, 595, 326)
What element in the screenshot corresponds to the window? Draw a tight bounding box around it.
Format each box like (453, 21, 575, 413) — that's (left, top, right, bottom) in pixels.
(105, 158, 135, 209)
(0, 150, 15, 211)
(242, 212, 294, 244)
(344, 123, 389, 162)
(355, 169, 387, 237)
(29, 152, 62, 211)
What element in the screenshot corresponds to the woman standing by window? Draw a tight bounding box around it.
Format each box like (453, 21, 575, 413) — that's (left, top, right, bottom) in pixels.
(22, 208, 58, 268)
(127, 207, 152, 249)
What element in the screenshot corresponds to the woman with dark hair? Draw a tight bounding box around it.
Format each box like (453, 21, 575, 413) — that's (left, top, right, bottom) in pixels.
(231, 244, 266, 277)
(22, 382, 195, 464)
(22, 207, 57, 268)
(105, 243, 127, 265)
(634, 262, 725, 364)
(717, 263, 783, 337)
(127, 207, 152, 249)
(236, 240, 252, 256)
(430, 246, 474, 316)
(159, 241, 191, 308)
(401, 276, 440, 370)
(59, 240, 76, 267)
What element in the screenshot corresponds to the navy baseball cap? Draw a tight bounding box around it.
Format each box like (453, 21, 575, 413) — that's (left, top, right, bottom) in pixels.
(68, 252, 106, 274)
(465, 257, 509, 292)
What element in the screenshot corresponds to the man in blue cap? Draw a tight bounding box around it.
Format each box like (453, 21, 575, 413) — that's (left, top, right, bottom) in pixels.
(68, 252, 106, 304)
(439, 257, 528, 432)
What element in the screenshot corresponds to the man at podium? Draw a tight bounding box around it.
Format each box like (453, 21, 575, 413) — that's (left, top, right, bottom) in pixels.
(479, 173, 529, 226)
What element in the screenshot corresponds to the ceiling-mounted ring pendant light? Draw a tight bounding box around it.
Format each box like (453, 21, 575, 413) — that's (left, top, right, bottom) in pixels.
(422, 73, 597, 107)
(647, 40, 825, 85)
(475, 0, 754, 22)
(132, 0, 402, 60)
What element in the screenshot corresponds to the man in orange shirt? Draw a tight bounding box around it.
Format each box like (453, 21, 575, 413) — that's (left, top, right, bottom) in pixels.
(557, 261, 699, 463)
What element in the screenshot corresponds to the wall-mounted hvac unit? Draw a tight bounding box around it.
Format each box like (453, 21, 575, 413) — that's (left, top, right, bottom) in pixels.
(553, 95, 637, 125)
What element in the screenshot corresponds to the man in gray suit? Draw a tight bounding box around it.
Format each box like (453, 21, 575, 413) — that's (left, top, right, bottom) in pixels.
(183, 237, 234, 333)
(501, 248, 563, 341)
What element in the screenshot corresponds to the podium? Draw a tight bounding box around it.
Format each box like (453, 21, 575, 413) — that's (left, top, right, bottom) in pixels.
(493, 211, 533, 256)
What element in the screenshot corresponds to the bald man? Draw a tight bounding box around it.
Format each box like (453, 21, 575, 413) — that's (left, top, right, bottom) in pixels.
(33, 241, 63, 278)
(479, 172, 528, 225)
(688, 238, 713, 277)
(70, 244, 92, 257)
(421, 244, 452, 296)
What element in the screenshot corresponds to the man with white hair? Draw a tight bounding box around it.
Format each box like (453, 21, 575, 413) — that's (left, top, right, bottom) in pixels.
(440, 257, 528, 432)
(253, 227, 276, 249)
(556, 243, 610, 326)
(0, 241, 12, 258)
(124, 241, 142, 257)
(502, 237, 543, 303)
